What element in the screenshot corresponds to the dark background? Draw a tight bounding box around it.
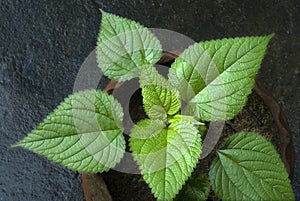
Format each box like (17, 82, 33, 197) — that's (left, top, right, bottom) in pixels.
(0, 0, 299, 200)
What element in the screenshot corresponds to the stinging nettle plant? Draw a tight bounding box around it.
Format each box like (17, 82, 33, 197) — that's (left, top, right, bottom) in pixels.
(14, 10, 295, 201)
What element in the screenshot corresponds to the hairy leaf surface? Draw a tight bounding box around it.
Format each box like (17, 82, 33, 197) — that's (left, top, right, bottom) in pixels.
(14, 90, 125, 173)
(130, 118, 202, 201)
(209, 132, 294, 201)
(97, 10, 162, 81)
(169, 35, 273, 121)
(140, 67, 181, 120)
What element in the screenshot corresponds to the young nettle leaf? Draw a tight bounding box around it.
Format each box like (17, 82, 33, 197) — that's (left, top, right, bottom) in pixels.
(13, 90, 125, 173)
(175, 174, 210, 201)
(140, 67, 181, 120)
(169, 35, 273, 121)
(129, 117, 202, 201)
(209, 132, 294, 201)
(97, 10, 162, 81)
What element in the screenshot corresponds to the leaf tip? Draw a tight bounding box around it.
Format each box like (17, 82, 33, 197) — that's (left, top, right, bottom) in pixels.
(263, 33, 275, 43)
(99, 9, 111, 20)
(11, 141, 23, 148)
(99, 8, 106, 15)
(268, 33, 275, 39)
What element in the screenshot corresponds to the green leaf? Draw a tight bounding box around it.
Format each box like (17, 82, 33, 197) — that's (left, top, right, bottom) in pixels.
(168, 114, 204, 126)
(170, 35, 273, 121)
(140, 67, 181, 120)
(175, 174, 210, 201)
(13, 90, 125, 173)
(168, 49, 206, 102)
(96, 10, 162, 81)
(129, 118, 202, 201)
(209, 132, 294, 201)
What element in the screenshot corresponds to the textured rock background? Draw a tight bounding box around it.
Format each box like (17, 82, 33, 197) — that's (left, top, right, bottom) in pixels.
(0, 0, 299, 200)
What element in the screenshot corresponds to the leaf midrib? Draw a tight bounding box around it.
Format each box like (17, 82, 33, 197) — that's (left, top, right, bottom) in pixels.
(218, 151, 284, 199)
(19, 128, 121, 143)
(192, 39, 264, 100)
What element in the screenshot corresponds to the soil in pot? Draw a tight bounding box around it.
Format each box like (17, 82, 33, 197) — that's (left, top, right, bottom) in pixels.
(101, 88, 282, 201)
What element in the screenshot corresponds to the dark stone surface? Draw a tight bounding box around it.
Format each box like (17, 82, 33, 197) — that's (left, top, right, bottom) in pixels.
(0, 0, 299, 200)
